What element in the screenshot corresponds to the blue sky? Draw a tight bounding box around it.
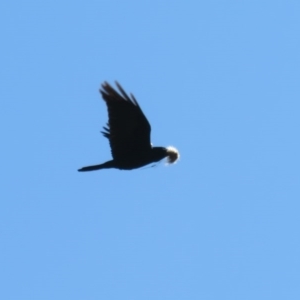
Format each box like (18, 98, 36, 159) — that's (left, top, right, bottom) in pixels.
(1, 0, 300, 299)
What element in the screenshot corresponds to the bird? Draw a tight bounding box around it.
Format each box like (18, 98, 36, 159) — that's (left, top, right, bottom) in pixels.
(78, 82, 179, 171)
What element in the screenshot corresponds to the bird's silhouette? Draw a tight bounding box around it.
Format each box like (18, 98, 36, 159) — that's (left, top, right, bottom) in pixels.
(78, 82, 179, 171)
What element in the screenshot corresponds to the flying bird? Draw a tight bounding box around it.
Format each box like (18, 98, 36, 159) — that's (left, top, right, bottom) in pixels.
(78, 82, 179, 171)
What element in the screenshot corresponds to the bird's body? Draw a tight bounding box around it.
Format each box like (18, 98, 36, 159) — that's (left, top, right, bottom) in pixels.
(78, 82, 179, 172)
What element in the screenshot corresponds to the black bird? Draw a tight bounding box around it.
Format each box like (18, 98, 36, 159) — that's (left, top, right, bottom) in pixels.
(78, 82, 179, 171)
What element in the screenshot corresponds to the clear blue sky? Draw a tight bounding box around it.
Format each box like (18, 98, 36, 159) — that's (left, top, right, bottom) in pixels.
(1, 0, 300, 299)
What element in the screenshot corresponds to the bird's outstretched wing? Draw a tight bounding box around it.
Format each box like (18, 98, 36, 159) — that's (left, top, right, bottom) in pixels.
(100, 82, 151, 160)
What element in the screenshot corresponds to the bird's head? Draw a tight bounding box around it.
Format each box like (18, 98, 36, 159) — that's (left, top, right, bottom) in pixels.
(152, 146, 180, 164)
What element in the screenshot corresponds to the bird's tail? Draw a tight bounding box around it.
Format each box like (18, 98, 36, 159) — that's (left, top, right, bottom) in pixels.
(78, 160, 115, 172)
